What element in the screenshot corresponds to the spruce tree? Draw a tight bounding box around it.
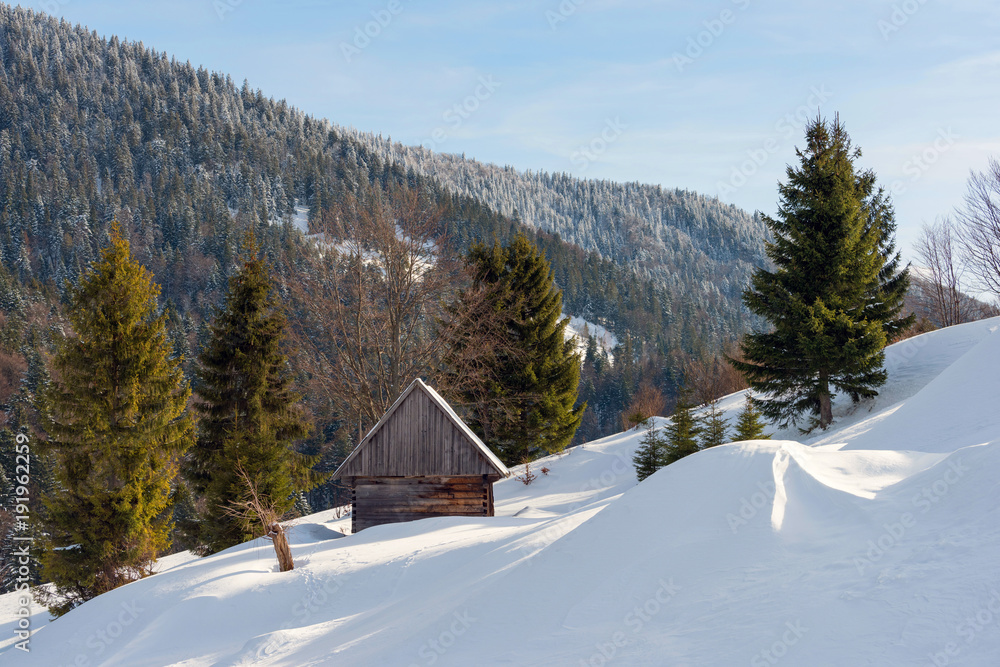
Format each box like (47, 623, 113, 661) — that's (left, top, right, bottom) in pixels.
(699, 399, 730, 448)
(460, 234, 584, 465)
(39, 226, 192, 616)
(733, 394, 771, 441)
(632, 423, 667, 482)
(731, 116, 912, 430)
(185, 244, 314, 555)
(662, 395, 702, 465)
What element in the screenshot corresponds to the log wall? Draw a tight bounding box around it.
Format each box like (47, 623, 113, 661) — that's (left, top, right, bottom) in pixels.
(351, 475, 493, 533)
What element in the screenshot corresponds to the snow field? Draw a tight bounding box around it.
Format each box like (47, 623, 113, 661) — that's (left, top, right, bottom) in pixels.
(2, 317, 998, 665)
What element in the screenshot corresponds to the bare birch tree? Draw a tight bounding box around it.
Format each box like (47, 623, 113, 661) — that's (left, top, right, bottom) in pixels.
(914, 217, 967, 327)
(288, 187, 520, 443)
(288, 188, 455, 438)
(956, 158, 1000, 300)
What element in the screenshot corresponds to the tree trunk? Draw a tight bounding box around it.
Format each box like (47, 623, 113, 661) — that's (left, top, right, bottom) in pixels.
(268, 522, 294, 572)
(818, 373, 833, 429)
(818, 394, 833, 429)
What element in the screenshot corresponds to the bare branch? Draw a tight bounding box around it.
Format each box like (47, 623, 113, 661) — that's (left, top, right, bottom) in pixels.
(914, 217, 968, 326)
(956, 157, 1000, 300)
(686, 344, 749, 406)
(224, 462, 294, 572)
(287, 188, 465, 437)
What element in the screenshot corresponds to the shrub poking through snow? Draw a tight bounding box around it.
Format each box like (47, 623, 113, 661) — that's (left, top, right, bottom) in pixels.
(517, 458, 537, 486)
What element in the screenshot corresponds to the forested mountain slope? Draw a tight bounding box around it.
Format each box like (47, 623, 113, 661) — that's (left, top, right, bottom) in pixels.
(0, 5, 767, 354)
(350, 134, 770, 336)
(0, 5, 767, 509)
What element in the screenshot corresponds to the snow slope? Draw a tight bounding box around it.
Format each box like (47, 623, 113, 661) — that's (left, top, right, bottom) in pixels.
(564, 315, 618, 362)
(3, 317, 999, 666)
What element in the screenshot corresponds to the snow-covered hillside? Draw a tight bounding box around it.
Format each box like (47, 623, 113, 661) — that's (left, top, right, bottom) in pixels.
(3, 318, 999, 666)
(564, 314, 618, 361)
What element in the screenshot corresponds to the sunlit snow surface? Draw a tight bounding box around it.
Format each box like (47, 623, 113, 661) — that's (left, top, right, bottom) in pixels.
(3, 318, 1000, 666)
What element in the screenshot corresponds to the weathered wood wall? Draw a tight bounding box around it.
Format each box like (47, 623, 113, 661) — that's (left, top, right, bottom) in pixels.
(351, 475, 493, 533)
(337, 388, 499, 478)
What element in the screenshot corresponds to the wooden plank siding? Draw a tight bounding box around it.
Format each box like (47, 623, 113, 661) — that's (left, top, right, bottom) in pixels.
(351, 475, 493, 533)
(334, 379, 510, 533)
(338, 386, 500, 478)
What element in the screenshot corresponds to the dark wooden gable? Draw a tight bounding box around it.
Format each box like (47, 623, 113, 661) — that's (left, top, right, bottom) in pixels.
(332, 378, 509, 481)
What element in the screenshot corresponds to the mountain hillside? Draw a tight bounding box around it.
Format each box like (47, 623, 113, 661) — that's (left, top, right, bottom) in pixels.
(4, 317, 997, 665)
(0, 3, 765, 355)
(0, 4, 766, 486)
(352, 133, 770, 340)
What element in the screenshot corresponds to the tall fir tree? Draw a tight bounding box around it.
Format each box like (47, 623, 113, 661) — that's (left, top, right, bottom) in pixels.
(185, 242, 315, 555)
(39, 225, 192, 616)
(731, 116, 912, 430)
(699, 399, 730, 448)
(632, 422, 667, 482)
(459, 234, 584, 465)
(662, 394, 702, 465)
(733, 393, 771, 441)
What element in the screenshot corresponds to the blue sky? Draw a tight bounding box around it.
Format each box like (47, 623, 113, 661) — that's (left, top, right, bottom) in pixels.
(32, 0, 1000, 258)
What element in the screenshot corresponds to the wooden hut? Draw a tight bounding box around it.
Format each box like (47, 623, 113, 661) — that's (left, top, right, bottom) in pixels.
(331, 378, 510, 533)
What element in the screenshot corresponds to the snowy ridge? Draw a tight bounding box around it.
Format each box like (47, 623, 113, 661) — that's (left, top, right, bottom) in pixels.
(3, 318, 1000, 665)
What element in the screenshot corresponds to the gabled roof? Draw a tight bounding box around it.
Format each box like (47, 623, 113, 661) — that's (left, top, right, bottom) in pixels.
(331, 378, 510, 480)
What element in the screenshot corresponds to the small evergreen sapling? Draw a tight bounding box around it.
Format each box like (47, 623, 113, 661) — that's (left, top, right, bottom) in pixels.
(517, 457, 537, 486)
(733, 394, 771, 441)
(663, 395, 702, 465)
(632, 422, 667, 482)
(699, 399, 730, 449)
